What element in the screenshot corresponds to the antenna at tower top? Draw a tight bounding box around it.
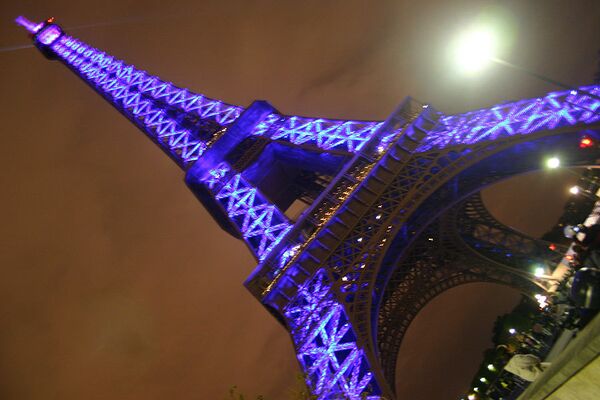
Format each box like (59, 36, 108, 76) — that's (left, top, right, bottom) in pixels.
(15, 16, 44, 34)
(16, 16, 63, 48)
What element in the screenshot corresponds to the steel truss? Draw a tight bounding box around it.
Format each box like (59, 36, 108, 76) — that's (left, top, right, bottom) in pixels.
(19, 17, 600, 399)
(377, 193, 557, 392)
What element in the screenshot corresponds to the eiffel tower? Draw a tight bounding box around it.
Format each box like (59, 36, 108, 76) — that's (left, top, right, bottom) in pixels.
(17, 16, 600, 399)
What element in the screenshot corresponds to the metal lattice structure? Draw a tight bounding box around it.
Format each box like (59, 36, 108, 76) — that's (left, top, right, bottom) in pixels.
(456, 192, 567, 269)
(19, 16, 600, 399)
(377, 193, 562, 389)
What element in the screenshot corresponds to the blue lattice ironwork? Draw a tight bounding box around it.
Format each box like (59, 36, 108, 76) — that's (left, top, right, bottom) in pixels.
(18, 15, 600, 400)
(418, 87, 600, 151)
(50, 33, 241, 167)
(17, 17, 244, 167)
(252, 114, 385, 154)
(202, 163, 292, 261)
(22, 17, 293, 263)
(284, 271, 381, 399)
(23, 17, 600, 163)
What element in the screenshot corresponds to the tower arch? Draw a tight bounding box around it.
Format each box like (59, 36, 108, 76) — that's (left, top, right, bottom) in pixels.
(375, 194, 554, 390)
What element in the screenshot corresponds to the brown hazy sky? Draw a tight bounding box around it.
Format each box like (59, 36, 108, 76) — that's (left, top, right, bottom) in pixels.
(1, 1, 599, 399)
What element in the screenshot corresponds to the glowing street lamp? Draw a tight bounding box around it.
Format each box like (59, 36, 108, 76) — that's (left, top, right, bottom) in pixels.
(452, 26, 497, 73)
(452, 24, 600, 103)
(568, 185, 599, 200)
(546, 157, 560, 169)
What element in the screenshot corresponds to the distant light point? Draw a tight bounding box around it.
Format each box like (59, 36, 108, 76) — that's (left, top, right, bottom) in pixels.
(546, 157, 560, 169)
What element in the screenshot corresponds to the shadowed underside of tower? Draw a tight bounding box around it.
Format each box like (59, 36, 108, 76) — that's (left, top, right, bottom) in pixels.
(18, 16, 600, 399)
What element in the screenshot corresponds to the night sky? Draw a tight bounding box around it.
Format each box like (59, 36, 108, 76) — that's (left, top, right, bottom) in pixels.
(1, 1, 599, 399)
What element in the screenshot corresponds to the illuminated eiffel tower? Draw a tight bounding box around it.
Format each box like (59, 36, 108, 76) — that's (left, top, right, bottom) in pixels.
(17, 16, 600, 399)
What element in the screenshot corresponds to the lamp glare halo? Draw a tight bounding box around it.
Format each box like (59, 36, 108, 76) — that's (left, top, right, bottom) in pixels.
(454, 27, 497, 73)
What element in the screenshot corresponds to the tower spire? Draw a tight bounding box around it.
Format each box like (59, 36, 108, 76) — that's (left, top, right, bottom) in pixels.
(18, 16, 292, 262)
(18, 16, 244, 168)
(15, 16, 44, 33)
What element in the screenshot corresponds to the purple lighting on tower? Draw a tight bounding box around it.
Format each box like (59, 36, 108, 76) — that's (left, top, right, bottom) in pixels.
(201, 163, 293, 261)
(417, 87, 600, 152)
(16, 14, 600, 400)
(251, 114, 384, 153)
(37, 24, 63, 45)
(284, 271, 381, 399)
(15, 16, 43, 33)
